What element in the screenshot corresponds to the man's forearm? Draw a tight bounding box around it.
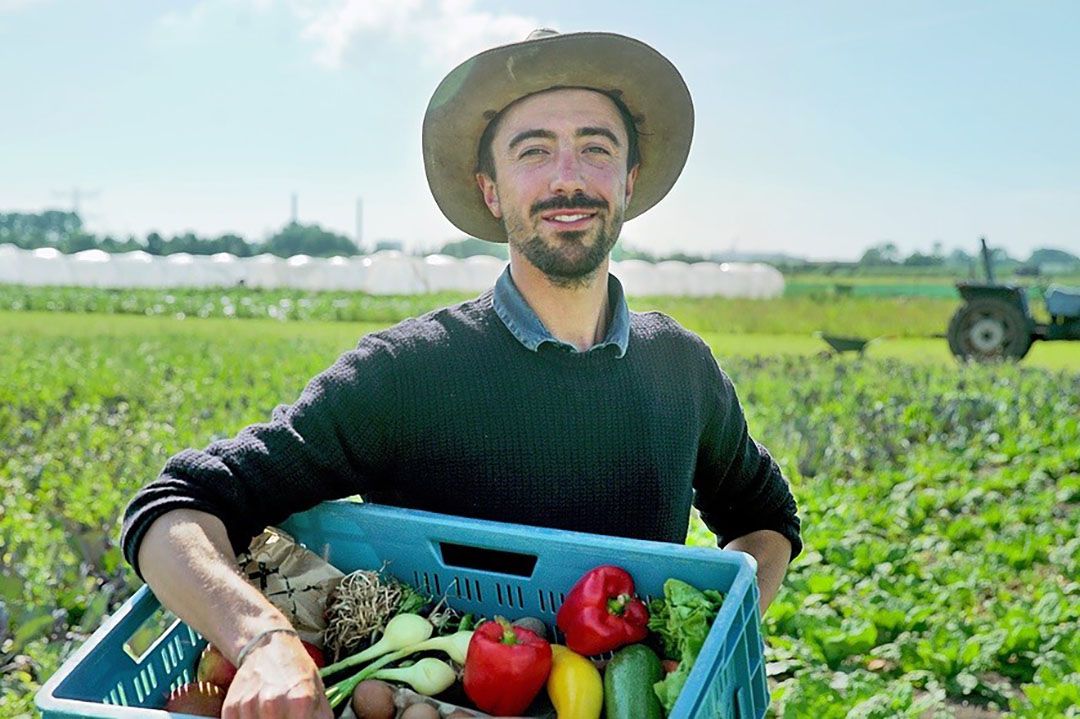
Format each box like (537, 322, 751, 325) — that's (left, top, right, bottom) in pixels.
(137, 508, 293, 663)
(724, 529, 792, 614)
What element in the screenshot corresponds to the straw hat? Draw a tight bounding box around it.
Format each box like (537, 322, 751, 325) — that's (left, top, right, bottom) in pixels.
(422, 30, 694, 242)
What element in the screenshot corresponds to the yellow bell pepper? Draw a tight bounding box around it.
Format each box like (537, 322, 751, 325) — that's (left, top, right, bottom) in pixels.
(546, 644, 603, 719)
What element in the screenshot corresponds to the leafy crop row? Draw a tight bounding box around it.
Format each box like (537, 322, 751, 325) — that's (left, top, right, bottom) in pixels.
(0, 283, 955, 338)
(1, 310, 1077, 718)
(697, 356, 1079, 717)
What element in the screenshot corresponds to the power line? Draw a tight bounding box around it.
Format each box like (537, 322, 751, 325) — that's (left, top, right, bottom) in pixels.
(355, 196, 363, 250)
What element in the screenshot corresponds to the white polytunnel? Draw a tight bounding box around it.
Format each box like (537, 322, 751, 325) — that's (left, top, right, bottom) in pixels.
(25, 247, 75, 286)
(320, 256, 364, 291)
(461, 255, 508, 292)
(245, 253, 287, 289)
(611, 259, 661, 296)
(361, 251, 428, 295)
(71, 249, 117, 289)
(113, 250, 166, 288)
(0, 244, 784, 298)
(206, 252, 246, 287)
(0, 244, 26, 284)
(0, 244, 19, 283)
(284, 255, 327, 292)
(747, 263, 786, 299)
(655, 260, 693, 296)
(421, 254, 473, 293)
(161, 253, 201, 288)
(686, 261, 726, 297)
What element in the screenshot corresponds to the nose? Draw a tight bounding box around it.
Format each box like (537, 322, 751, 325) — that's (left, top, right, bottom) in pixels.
(548, 147, 586, 196)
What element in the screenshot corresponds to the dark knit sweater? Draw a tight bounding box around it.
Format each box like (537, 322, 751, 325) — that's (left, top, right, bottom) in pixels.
(121, 291, 802, 578)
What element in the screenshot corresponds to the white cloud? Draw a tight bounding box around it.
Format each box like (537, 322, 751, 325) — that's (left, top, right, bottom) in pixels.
(293, 0, 425, 68)
(0, 0, 45, 11)
(155, 2, 213, 43)
(153, 0, 274, 46)
(296, 0, 538, 68)
(156, 0, 539, 69)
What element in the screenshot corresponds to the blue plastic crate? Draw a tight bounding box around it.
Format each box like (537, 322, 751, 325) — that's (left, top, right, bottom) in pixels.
(38, 501, 769, 718)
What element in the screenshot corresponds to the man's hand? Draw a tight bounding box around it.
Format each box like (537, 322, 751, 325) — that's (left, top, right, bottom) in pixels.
(724, 529, 792, 614)
(223, 631, 333, 719)
(137, 509, 335, 718)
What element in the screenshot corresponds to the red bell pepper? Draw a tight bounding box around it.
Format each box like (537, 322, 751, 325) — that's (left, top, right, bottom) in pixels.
(463, 617, 552, 716)
(556, 565, 649, 656)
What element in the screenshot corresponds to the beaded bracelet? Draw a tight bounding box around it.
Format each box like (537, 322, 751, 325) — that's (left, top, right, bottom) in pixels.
(236, 627, 300, 668)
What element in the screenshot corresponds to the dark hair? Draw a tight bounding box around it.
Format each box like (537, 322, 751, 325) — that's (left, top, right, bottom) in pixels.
(475, 88, 642, 180)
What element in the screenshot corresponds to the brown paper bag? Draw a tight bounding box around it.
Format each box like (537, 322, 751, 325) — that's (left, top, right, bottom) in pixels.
(237, 527, 344, 645)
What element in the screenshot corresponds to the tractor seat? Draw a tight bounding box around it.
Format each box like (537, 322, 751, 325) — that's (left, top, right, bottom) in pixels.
(1045, 285, 1080, 318)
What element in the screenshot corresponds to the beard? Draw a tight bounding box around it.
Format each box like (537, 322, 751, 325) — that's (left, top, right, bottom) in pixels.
(504, 194, 624, 289)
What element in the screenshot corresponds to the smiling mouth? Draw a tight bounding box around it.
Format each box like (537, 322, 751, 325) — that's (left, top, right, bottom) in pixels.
(540, 211, 598, 230)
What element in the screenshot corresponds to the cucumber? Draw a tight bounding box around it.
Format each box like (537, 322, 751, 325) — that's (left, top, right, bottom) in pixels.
(603, 644, 664, 719)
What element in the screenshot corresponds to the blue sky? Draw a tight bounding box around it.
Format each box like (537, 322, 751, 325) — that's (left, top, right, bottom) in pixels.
(1, 0, 1077, 260)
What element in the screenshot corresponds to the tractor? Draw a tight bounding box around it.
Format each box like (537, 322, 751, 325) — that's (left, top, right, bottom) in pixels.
(947, 238, 1080, 361)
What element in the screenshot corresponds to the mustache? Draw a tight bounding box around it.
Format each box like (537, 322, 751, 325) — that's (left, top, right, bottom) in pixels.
(530, 194, 609, 216)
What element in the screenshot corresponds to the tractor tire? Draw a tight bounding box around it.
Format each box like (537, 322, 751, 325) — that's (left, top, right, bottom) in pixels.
(947, 298, 1033, 361)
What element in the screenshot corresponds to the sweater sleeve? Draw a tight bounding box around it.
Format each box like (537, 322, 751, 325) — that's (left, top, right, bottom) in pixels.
(691, 355, 803, 562)
(120, 334, 399, 579)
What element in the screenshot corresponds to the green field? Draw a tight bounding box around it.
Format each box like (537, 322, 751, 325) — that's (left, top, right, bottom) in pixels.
(1, 297, 1078, 718)
(5, 279, 1078, 341)
(0, 282, 960, 337)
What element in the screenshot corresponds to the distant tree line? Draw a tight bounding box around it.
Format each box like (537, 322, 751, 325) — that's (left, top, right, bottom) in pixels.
(2, 210, 1077, 271)
(850, 241, 1079, 276)
(0, 211, 359, 258)
(0, 210, 680, 262)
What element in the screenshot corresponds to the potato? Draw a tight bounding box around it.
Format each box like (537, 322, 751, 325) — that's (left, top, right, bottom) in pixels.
(400, 703, 441, 719)
(350, 679, 396, 719)
(511, 616, 548, 640)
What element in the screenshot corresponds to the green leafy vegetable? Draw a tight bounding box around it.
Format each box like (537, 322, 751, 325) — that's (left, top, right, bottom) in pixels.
(398, 584, 429, 614)
(648, 578, 724, 713)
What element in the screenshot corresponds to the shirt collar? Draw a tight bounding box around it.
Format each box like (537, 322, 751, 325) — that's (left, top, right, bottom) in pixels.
(493, 265, 630, 358)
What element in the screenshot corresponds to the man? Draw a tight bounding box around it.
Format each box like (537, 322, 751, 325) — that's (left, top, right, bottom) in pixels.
(122, 30, 801, 718)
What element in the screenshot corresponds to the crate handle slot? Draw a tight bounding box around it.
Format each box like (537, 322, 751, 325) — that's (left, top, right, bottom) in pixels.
(122, 604, 183, 663)
(437, 541, 538, 578)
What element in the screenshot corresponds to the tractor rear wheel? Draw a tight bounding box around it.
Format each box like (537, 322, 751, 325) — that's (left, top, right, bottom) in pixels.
(947, 298, 1033, 361)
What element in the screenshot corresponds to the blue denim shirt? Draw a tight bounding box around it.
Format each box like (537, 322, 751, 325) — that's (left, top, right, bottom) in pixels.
(492, 266, 630, 358)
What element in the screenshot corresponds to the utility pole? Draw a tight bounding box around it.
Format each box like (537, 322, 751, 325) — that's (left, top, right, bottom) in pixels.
(290, 193, 298, 225)
(355, 196, 364, 251)
(51, 187, 104, 235)
(51, 187, 101, 217)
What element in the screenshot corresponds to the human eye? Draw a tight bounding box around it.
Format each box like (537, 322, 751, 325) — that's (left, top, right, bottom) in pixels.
(518, 147, 548, 159)
(584, 145, 612, 156)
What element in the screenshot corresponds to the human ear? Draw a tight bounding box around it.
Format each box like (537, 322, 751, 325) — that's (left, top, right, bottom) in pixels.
(624, 164, 640, 205)
(476, 173, 502, 219)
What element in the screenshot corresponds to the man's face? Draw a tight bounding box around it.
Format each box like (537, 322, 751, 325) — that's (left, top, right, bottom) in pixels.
(477, 88, 638, 286)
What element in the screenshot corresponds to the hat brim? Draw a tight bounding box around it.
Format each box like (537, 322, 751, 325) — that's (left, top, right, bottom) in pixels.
(422, 31, 694, 243)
